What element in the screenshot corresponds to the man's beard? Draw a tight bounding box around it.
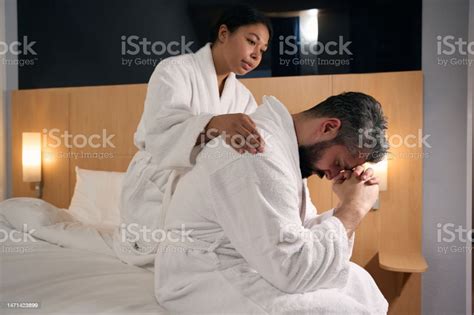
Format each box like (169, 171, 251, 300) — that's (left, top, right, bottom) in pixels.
(298, 140, 335, 179)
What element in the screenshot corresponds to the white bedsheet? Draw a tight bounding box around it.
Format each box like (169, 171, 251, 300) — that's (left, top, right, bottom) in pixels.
(0, 199, 166, 314)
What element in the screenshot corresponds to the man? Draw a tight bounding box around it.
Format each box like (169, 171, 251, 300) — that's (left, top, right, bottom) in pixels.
(155, 92, 389, 314)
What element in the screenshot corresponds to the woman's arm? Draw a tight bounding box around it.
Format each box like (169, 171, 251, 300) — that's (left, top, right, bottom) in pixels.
(141, 63, 214, 170)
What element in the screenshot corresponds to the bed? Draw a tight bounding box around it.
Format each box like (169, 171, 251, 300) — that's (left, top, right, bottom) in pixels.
(0, 169, 167, 314)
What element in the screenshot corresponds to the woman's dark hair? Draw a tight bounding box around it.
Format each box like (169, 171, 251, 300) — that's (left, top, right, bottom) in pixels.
(210, 5, 273, 43)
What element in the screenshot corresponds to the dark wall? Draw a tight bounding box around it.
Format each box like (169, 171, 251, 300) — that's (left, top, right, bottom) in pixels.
(17, 0, 421, 89)
(18, 0, 198, 88)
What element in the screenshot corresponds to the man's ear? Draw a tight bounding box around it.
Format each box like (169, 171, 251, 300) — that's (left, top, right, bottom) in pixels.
(218, 25, 229, 43)
(321, 118, 341, 135)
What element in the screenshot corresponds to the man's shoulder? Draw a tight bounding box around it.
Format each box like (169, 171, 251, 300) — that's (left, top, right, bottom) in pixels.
(194, 97, 296, 181)
(196, 137, 292, 183)
(250, 96, 292, 133)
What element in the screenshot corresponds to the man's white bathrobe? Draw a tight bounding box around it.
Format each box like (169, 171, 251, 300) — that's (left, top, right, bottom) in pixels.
(114, 43, 257, 265)
(155, 96, 389, 314)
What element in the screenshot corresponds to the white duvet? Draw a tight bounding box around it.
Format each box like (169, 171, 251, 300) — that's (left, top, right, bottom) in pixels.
(0, 198, 165, 314)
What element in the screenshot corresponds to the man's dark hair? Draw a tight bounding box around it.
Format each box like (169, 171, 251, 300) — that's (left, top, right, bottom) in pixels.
(303, 92, 389, 163)
(210, 5, 273, 43)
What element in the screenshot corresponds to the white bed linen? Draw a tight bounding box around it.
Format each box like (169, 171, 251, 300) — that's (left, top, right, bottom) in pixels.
(0, 199, 166, 314)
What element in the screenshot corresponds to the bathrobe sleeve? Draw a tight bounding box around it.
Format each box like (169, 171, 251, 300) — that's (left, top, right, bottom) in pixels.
(209, 156, 353, 294)
(242, 90, 258, 114)
(141, 63, 214, 170)
(302, 179, 356, 258)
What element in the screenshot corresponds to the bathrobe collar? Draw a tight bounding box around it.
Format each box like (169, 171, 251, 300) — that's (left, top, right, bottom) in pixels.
(194, 43, 237, 112)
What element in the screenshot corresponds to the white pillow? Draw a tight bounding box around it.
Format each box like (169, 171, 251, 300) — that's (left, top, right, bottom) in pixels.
(69, 166, 124, 227)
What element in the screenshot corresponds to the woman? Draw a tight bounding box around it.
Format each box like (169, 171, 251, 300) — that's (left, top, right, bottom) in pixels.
(114, 5, 272, 265)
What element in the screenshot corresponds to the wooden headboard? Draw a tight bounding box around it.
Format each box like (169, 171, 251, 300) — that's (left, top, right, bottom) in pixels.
(12, 71, 426, 314)
(12, 84, 147, 208)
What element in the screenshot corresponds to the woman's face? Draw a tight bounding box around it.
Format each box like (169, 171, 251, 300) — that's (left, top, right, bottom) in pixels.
(218, 23, 270, 75)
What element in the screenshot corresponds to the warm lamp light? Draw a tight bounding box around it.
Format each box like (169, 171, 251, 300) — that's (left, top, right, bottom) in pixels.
(367, 156, 388, 209)
(370, 156, 388, 192)
(22, 132, 42, 197)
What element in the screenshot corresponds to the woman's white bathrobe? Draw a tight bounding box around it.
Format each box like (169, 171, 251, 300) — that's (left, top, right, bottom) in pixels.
(114, 43, 257, 265)
(155, 96, 389, 314)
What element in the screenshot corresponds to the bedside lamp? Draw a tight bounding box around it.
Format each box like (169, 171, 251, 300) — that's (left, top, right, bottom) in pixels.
(22, 132, 42, 197)
(370, 156, 388, 209)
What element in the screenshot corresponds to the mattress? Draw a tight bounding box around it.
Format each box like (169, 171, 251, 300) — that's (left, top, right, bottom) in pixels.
(0, 202, 167, 314)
